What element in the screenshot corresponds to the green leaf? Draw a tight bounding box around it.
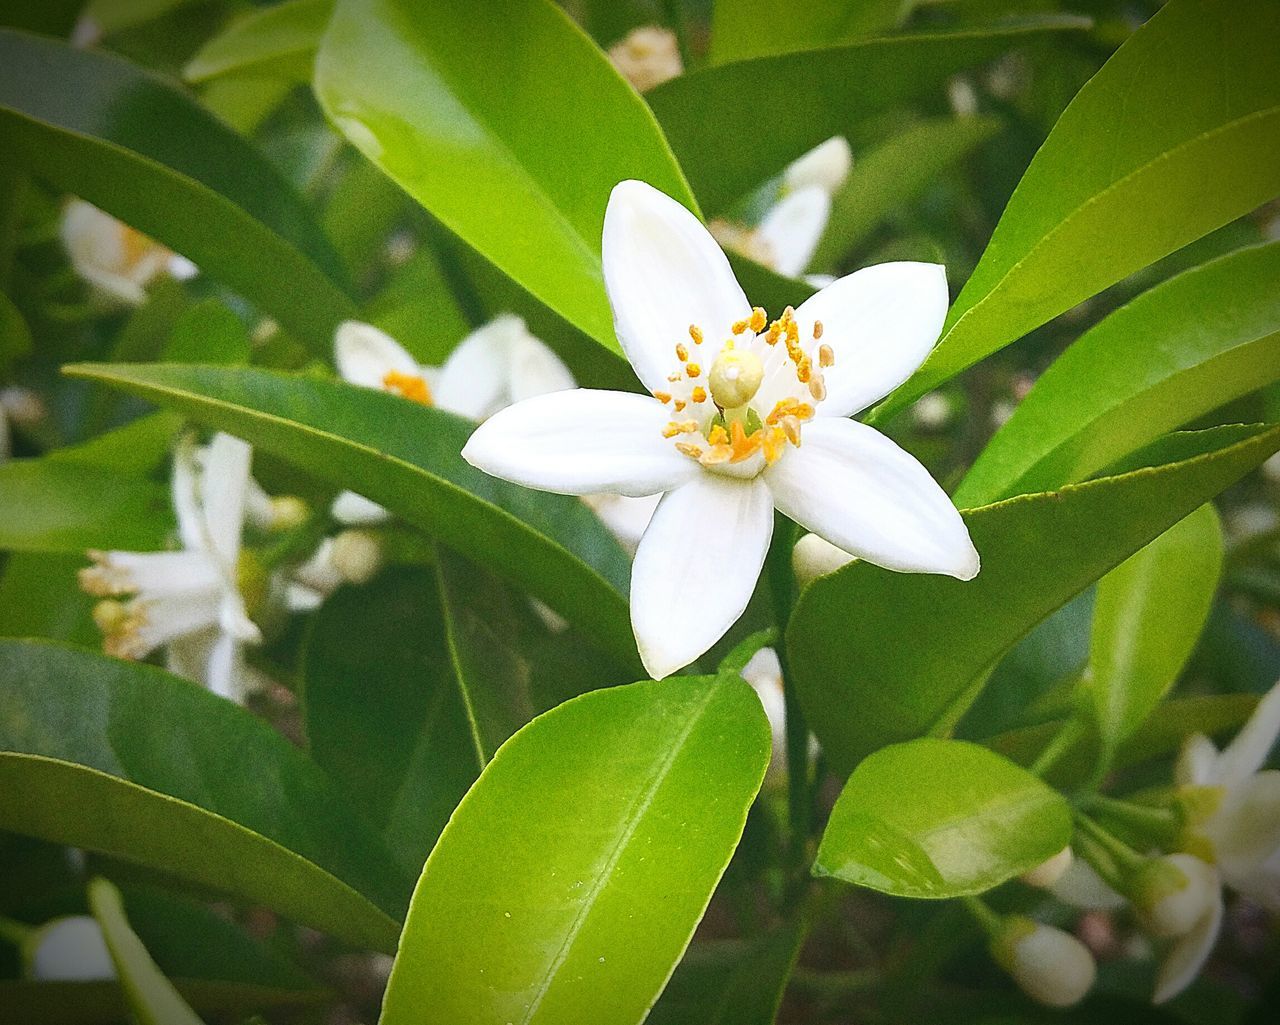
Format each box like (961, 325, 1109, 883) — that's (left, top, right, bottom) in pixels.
(709, 0, 908, 63)
(163, 300, 251, 365)
(314, 0, 696, 353)
(956, 242, 1280, 507)
(0, 29, 356, 350)
(0, 289, 32, 369)
(302, 567, 477, 878)
(0, 640, 405, 952)
(811, 115, 1003, 271)
(648, 16, 1088, 215)
(87, 878, 205, 1025)
(1089, 504, 1223, 750)
(815, 739, 1072, 898)
(66, 362, 637, 665)
(874, 0, 1280, 422)
(184, 0, 332, 84)
(48, 413, 181, 476)
(787, 423, 1280, 773)
(0, 552, 99, 645)
(0, 458, 172, 553)
(379, 671, 770, 1025)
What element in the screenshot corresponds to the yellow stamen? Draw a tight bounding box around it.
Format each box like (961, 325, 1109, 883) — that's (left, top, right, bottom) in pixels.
(808, 374, 827, 402)
(653, 390, 672, 404)
(688, 324, 704, 345)
(749, 307, 768, 332)
(700, 445, 732, 466)
(691, 386, 708, 404)
(707, 423, 729, 447)
(674, 399, 686, 412)
(813, 320, 824, 340)
(676, 342, 688, 361)
(675, 441, 703, 459)
(782, 416, 802, 446)
(685, 362, 702, 378)
(382, 370, 433, 405)
(819, 343, 834, 367)
(661, 419, 700, 438)
(731, 317, 750, 335)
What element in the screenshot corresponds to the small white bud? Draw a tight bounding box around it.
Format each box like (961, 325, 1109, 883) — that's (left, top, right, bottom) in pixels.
(911, 392, 953, 431)
(1021, 846, 1074, 889)
(28, 916, 115, 982)
(992, 917, 1096, 1008)
(784, 136, 853, 196)
(1131, 853, 1218, 939)
(266, 496, 309, 532)
(792, 533, 855, 587)
(607, 26, 682, 93)
(0, 387, 47, 427)
(331, 529, 383, 585)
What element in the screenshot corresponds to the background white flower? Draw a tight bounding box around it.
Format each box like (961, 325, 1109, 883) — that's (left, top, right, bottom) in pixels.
(464, 179, 978, 678)
(60, 200, 197, 307)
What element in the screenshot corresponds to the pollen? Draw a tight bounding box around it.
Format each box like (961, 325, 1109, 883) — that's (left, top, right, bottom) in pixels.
(653, 390, 672, 404)
(662, 419, 700, 438)
(382, 370, 433, 405)
(676, 342, 688, 361)
(749, 307, 767, 332)
(691, 386, 708, 404)
(808, 374, 827, 402)
(707, 423, 729, 447)
(674, 399, 686, 412)
(731, 317, 750, 335)
(685, 362, 702, 378)
(813, 320, 824, 340)
(688, 324, 703, 345)
(675, 441, 703, 459)
(819, 343, 834, 367)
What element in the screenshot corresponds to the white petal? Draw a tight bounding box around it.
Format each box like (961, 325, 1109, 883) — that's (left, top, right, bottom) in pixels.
(1051, 857, 1127, 910)
(602, 180, 750, 395)
(792, 532, 856, 587)
(1230, 847, 1280, 912)
(1212, 771, 1280, 886)
(757, 186, 831, 279)
(331, 490, 391, 525)
(334, 321, 422, 389)
(1176, 733, 1220, 787)
(461, 389, 699, 497)
(793, 262, 949, 417)
(204, 630, 248, 703)
(1213, 677, 1280, 785)
(765, 418, 978, 579)
(30, 917, 115, 982)
(1153, 882, 1224, 1004)
(199, 433, 252, 568)
(585, 492, 660, 552)
(167, 253, 199, 280)
(170, 435, 204, 552)
(435, 315, 522, 419)
(784, 136, 853, 196)
(83, 550, 221, 599)
(630, 475, 774, 679)
(508, 331, 577, 403)
(134, 590, 224, 655)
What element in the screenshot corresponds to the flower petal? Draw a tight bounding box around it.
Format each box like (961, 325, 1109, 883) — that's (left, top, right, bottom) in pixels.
(435, 315, 524, 420)
(1213, 677, 1280, 785)
(461, 389, 699, 497)
(585, 492, 660, 552)
(1176, 733, 1220, 786)
(602, 180, 750, 394)
(508, 331, 577, 404)
(765, 417, 978, 579)
(1212, 770, 1280, 888)
(784, 136, 853, 196)
(331, 490, 391, 526)
(1154, 881, 1224, 1004)
(630, 474, 773, 679)
(334, 320, 422, 390)
(794, 262, 949, 417)
(199, 433, 252, 569)
(757, 186, 831, 278)
(1050, 857, 1127, 910)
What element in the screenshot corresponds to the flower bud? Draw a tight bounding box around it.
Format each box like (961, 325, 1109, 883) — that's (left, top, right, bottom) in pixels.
(1130, 853, 1218, 938)
(607, 26, 682, 93)
(991, 916, 1096, 1008)
(266, 496, 309, 532)
(1021, 847, 1074, 889)
(0, 387, 47, 427)
(28, 916, 115, 982)
(332, 529, 384, 585)
(792, 533, 855, 587)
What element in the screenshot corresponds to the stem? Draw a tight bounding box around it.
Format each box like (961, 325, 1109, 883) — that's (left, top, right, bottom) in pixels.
(1029, 716, 1086, 777)
(959, 895, 1002, 939)
(1073, 812, 1144, 892)
(1086, 794, 1180, 846)
(661, 0, 694, 69)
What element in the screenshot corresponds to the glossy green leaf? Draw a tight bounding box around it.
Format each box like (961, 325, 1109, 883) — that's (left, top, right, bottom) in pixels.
(66, 362, 637, 665)
(816, 739, 1072, 898)
(709, 0, 907, 63)
(314, 0, 696, 353)
(787, 423, 1280, 773)
(811, 115, 1002, 271)
(302, 567, 477, 878)
(0, 552, 99, 645)
(184, 0, 331, 83)
(0, 640, 404, 951)
(0, 30, 356, 350)
(648, 16, 1088, 215)
(956, 242, 1280, 507)
(47, 413, 181, 476)
(1089, 504, 1223, 749)
(379, 671, 770, 1025)
(875, 0, 1280, 422)
(0, 289, 31, 369)
(0, 459, 172, 553)
(87, 878, 204, 1025)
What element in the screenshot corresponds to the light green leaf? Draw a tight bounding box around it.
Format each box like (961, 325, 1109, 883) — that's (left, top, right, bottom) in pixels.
(47, 413, 181, 476)
(874, 0, 1280, 422)
(955, 241, 1280, 507)
(379, 671, 770, 1025)
(0, 458, 172, 553)
(87, 878, 204, 1025)
(1089, 503, 1223, 750)
(709, 0, 909, 63)
(815, 739, 1072, 897)
(787, 423, 1280, 773)
(811, 115, 1003, 270)
(64, 362, 637, 665)
(0, 29, 356, 350)
(0, 640, 405, 952)
(648, 16, 1088, 215)
(184, 0, 331, 83)
(302, 567, 477, 878)
(314, 0, 696, 353)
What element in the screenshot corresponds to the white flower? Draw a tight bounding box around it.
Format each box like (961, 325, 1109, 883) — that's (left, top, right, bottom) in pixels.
(60, 200, 197, 307)
(28, 916, 115, 982)
(331, 315, 575, 525)
(1021, 847, 1075, 889)
(1177, 678, 1280, 911)
(607, 25, 683, 93)
(463, 180, 978, 678)
(784, 137, 854, 197)
(991, 916, 1096, 1008)
(740, 646, 818, 787)
(79, 433, 263, 702)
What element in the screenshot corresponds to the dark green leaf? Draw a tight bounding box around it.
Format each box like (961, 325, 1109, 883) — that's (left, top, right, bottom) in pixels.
(709, 0, 907, 63)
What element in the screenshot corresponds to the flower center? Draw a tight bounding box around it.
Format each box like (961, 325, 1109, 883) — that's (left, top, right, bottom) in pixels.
(652, 305, 834, 476)
(382, 370, 433, 405)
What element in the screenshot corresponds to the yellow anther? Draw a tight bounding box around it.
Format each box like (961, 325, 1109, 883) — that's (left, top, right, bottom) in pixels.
(685, 362, 702, 378)
(675, 441, 704, 459)
(674, 399, 687, 412)
(782, 416, 802, 446)
(749, 307, 768, 332)
(661, 420, 698, 438)
(728, 420, 763, 463)
(676, 342, 688, 361)
(819, 343, 834, 367)
(688, 324, 704, 345)
(668, 373, 681, 383)
(765, 321, 782, 345)
(691, 386, 708, 404)
(653, 390, 672, 404)
(382, 370, 433, 405)
(763, 427, 788, 463)
(700, 445, 732, 466)
(92, 599, 128, 633)
(731, 317, 750, 335)
(708, 349, 764, 410)
(707, 423, 729, 447)
(808, 373, 827, 402)
(813, 320, 824, 340)
(796, 357, 812, 384)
